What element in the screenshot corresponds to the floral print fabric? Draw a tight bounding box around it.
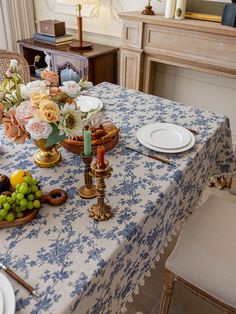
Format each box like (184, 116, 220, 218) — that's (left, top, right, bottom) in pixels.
(0, 83, 234, 314)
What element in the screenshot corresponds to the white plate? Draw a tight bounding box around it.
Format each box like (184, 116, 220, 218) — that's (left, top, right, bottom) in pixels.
(141, 123, 191, 149)
(0, 273, 15, 314)
(76, 96, 103, 113)
(137, 127, 195, 153)
(0, 287, 3, 314)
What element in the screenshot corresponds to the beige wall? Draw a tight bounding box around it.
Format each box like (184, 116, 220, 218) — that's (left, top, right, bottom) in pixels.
(34, 0, 236, 144)
(0, 2, 8, 49)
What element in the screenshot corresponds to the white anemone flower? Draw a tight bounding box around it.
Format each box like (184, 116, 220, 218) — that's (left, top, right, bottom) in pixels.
(58, 103, 82, 138)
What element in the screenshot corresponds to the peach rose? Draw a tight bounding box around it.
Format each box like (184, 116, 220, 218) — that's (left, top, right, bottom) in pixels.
(34, 100, 60, 124)
(2, 110, 29, 144)
(41, 70, 59, 86)
(30, 91, 48, 107)
(0, 103, 4, 122)
(49, 86, 60, 96)
(40, 99, 60, 113)
(41, 110, 59, 123)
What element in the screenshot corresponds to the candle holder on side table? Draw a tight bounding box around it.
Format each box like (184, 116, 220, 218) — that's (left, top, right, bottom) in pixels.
(89, 160, 113, 221)
(78, 154, 97, 199)
(142, 0, 155, 15)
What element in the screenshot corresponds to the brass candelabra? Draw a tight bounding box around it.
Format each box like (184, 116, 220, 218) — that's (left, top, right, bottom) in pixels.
(88, 160, 113, 221)
(78, 154, 97, 199)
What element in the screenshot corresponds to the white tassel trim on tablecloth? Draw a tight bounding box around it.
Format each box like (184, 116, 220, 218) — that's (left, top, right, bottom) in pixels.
(120, 194, 206, 314)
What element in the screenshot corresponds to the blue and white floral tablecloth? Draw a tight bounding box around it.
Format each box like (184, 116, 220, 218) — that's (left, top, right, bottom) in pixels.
(0, 83, 234, 314)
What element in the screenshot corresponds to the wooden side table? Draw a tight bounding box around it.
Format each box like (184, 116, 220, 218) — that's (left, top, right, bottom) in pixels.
(17, 39, 118, 85)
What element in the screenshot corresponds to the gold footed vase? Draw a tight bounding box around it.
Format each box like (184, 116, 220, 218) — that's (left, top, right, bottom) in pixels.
(34, 140, 62, 168)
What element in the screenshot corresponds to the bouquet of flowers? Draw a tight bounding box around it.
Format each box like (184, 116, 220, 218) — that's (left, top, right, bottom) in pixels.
(0, 59, 97, 147)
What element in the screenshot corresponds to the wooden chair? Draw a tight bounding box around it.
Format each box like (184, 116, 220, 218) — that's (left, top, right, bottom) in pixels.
(159, 195, 236, 314)
(0, 50, 30, 83)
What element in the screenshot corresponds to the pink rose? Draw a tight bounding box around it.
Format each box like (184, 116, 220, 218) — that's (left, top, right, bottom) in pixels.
(60, 81, 81, 98)
(15, 100, 35, 124)
(2, 110, 29, 144)
(25, 118, 53, 140)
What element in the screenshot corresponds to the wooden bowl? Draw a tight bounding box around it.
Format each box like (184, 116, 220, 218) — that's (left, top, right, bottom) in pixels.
(62, 130, 119, 155)
(0, 209, 39, 229)
(0, 189, 68, 229)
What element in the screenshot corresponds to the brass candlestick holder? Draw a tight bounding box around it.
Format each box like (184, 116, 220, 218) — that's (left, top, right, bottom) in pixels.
(89, 160, 113, 221)
(78, 154, 97, 199)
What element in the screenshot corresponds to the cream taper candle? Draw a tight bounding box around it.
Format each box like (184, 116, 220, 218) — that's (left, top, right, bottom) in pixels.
(165, 0, 176, 19)
(175, 0, 187, 20)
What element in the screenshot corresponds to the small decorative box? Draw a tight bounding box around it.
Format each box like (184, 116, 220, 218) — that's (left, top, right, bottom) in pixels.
(39, 20, 66, 37)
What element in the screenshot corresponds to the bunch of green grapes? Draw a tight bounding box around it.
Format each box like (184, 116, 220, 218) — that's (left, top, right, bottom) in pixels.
(0, 176, 42, 223)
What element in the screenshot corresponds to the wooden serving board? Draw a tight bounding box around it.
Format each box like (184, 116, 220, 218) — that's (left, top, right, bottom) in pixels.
(0, 189, 68, 229)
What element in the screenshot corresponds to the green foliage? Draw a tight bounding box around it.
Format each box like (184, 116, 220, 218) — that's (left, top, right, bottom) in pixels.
(45, 124, 67, 147)
(0, 66, 23, 108)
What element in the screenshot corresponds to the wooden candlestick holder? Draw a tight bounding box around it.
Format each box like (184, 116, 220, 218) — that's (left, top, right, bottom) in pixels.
(142, 0, 155, 15)
(78, 154, 97, 199)
(88, 160, 113, 221)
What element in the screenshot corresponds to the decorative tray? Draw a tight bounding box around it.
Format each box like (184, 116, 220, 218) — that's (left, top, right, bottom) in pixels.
(62, 122, 119, 154)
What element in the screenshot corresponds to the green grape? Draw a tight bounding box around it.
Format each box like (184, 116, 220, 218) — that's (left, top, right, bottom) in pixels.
(6, 213, 15, 223)
(16, 212, 24, 218)
(16, 183, 21, 191)
(12, 192, 17, 201)
(0, 195, 7, 203)
(17, 193, 24, 200)
(32, 178, 38, 185)
(27, 201, 34, 210)
(28, 194, 34, 201)
(12, 204, 17, 210)
(20, 199, 27, 207)
(20, 206, 27, 211)
(0, 216, 3, 222)
(0, 208, 8, 218)
(31, 185, 38, 193)
(26, 187, 32, 194)
(3, 203, 10, 211)
(15, 199, 20, 205)
(33, 200, 40, 208)
(19, 185, 28, 194)
(7, 196, 13, 204)
(35, 190, 42, 198)
(15, 207, 22, 213)
(24, 176, 32, 185)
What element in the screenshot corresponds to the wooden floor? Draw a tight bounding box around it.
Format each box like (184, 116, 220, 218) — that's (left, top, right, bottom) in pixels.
(125, 187, 236, 314)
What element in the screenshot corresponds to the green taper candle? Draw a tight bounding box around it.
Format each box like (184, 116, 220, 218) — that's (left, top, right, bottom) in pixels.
(84, 127, 92, 156)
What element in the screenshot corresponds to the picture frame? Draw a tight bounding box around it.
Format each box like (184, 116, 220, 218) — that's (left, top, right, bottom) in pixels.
(185, 0, 231, 22)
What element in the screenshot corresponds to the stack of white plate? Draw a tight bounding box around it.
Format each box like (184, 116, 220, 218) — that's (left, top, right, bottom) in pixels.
(76, 96, 103, 113)
(137, 123, 195, 153)
(0, 273, 15, 314)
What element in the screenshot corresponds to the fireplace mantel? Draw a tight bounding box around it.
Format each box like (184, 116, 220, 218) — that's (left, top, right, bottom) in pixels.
(119, 11, 236, 93)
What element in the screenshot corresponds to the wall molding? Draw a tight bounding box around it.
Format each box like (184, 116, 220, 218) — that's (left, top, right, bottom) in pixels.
(35, 20, 120, 46)
(45, 0, 124, 20)
(155, 64, 236, 90)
